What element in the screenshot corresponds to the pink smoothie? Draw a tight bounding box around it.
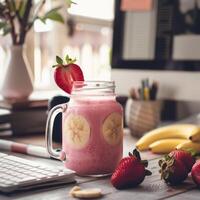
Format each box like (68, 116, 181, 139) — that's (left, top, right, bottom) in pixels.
(62, 98, 123, 175)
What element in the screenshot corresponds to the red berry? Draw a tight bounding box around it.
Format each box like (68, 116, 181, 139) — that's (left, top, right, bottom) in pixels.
(159, 155, 188, 185)
(111, 149, 151, 189)
(53, 55, 84, 94)
(191, 160, 200, 187)
(169, 150, 195, 172)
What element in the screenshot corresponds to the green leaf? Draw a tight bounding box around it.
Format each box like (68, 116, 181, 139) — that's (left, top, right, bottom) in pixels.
(38, 16, 46, 24)
(47, 11, 64, 23)
(2, 26, 11, 36)
(56, 56, 63, 65)
(65, 0, 77, 8)
(43, 11, 64, 23)
(40, 6, 64, 23)
(42, 6, 62, 18)
(0, 21, 7, 29)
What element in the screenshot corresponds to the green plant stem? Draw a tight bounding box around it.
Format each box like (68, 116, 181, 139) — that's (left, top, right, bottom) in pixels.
(11, 0, 22, 24)
(27, 0, 46, 31)
(5, 0, 17, 45)
(19, 0, 33, 45)
(10, 0, 23, 43)
(1, 0, 66, 45)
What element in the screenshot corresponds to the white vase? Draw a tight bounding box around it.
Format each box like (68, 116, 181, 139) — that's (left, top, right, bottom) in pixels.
(1, 45, 34, 100)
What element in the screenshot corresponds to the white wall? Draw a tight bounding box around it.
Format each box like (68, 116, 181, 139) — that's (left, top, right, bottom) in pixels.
(112, 69, 200, 101)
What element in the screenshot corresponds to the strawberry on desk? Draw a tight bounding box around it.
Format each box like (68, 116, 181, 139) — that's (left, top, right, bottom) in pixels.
(52, 55, 84, 94)
(159, 155, 188, 185)
(159, 149, 198, 186)
(191, 160, 200, 187)
(169, 150, 195, 173)
(111, 149, 152, 189)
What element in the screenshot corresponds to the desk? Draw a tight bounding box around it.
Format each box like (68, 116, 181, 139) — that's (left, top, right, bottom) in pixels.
(0, 115, 200, 200)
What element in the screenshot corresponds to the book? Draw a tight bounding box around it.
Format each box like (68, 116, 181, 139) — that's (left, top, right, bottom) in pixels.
(0, 99, 48, 136)
(0, 109, 12, 136)
(0, 98, 48, 111)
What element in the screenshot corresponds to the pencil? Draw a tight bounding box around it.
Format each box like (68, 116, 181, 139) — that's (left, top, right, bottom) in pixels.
(0, 139, 50, 158)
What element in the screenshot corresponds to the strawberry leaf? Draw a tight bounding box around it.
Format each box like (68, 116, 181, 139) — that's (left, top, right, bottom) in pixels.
(56, 56, 63, 65)
(141, 160, 148, 167)
(145, 169, 152, 176)
(185, 148, 198, 157)
(65, 54, 69, 62)
(128, 152, 133, 157)
(161, 162, 167, 170)
(65, 54, 76, 64)
(164, 172, 170, 179)
(158, 159, 163, 167)
(133, 149, 141, 160)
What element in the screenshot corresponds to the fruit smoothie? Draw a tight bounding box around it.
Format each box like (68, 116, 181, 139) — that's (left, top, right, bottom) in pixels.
(62, 98, 123, 175)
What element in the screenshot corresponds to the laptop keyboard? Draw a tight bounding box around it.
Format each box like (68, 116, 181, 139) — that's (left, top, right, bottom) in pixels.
(0, 152, 75, 193)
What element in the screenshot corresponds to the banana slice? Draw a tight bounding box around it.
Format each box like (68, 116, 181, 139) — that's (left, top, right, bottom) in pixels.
(102, 112, 123, 145)
(69, 186, 81, 196)
(64, 114, 90, 149)
(71, 188, 102, 199)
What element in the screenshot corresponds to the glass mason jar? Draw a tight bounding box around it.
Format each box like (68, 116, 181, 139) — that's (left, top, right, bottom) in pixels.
(46, 81, 123, 176)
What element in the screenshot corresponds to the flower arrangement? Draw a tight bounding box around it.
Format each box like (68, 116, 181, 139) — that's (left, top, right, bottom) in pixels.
(0, 0, 73, 45)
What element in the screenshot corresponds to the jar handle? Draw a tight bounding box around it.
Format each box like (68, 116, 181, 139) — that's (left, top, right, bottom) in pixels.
(45, 104, 67, 161)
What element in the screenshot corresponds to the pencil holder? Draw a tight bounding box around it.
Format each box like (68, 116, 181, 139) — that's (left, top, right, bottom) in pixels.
(125, 98, 161, 138)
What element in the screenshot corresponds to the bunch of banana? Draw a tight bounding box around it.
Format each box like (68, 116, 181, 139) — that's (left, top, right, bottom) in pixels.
(177, 141, 200, 152)
(149, 139, 188, 154)
(135, 124, 200, 154)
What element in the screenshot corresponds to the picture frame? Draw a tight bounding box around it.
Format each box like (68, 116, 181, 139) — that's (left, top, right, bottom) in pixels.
(111, 0, 200, 71)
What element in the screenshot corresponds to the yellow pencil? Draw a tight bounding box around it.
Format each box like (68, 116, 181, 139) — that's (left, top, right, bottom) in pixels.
(144, 87, 150, 100)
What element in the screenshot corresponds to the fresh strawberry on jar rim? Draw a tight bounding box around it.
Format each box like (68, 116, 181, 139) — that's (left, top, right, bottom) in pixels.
(52, 55, 84, 94)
